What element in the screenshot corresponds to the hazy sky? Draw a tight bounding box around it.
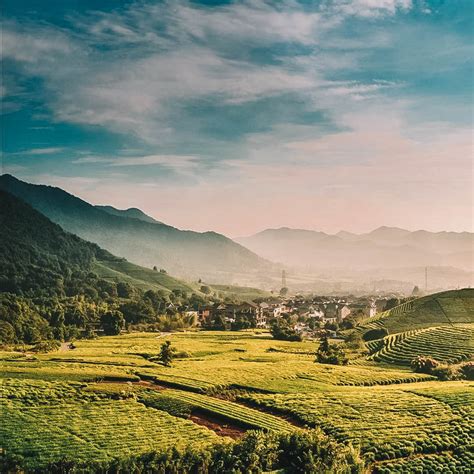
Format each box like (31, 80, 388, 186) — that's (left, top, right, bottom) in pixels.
(1, 0, 473, 236)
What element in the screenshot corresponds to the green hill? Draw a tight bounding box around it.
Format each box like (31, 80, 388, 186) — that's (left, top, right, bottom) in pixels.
(0, 190, 196, 296)
(359, 289, 474, 335)
(93, 260, 198, 294)
(368, 325, 473, 366)
(0, 174, 270, 282)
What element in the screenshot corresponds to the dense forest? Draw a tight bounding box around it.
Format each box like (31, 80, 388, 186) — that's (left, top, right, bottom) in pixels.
(0, 191, 214, 345)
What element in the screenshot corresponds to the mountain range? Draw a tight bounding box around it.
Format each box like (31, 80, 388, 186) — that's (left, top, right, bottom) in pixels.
(237, 227, 473, 273)
(1, 174, 471, 292)
(0, 174, 270, 283)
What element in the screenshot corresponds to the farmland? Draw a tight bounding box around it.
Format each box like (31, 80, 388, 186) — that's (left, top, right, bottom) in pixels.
(369, 324, 474, 365)
(1, 329, 473, 472)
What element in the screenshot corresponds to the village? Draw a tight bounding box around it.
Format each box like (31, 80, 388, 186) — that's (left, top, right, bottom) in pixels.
(185, 293, 395, 337)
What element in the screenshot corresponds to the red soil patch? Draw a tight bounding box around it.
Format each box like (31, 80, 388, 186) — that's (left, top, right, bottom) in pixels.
(190, 410, 246, 439)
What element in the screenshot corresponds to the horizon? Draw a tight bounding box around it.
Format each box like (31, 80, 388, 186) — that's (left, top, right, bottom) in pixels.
(2, 172, 473, 238)
(2, 0, 473, 235)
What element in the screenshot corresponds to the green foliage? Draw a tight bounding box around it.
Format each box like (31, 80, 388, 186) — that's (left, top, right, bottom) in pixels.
(158, 340, 175, 367)
(459, 361, 474, 381)
(100, 310, 125, 336)
(363, 328, 388, 341)
(316, 336, 348, 365)
(270, 319, 302, 341)
(32, 340, 61, 353)
(411, 355, 440, 374)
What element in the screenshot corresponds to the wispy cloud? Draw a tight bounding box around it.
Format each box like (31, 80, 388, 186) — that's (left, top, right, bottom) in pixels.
(73, 154, 199, 170)
(0, 1, 421, 143)
(9, 147, 65, 155)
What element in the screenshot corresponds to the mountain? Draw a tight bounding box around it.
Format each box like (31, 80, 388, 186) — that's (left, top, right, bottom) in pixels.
(0, 175, 269, 282)
(0, 189, 196, 295)
(238, 226, 473, 273)
(96, 205, 162, 224)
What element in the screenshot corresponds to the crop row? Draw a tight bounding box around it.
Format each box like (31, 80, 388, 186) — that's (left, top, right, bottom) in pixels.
(239, 385, 472, 461)
(373, 450, 474, 473)
(1, 397, 220, 470)
(157, 389, 295, 433)
(370, 325, 473, 365)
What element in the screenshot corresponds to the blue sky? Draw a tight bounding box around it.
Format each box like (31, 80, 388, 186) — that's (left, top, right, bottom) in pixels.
(1, 0, 472, 235)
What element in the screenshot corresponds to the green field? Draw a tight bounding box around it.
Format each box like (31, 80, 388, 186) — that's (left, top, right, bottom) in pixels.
(370, 324, 474, 365)
(358, 288, 474, 334)
(93, 260, 200, 293)
(1, 329, 473, 472)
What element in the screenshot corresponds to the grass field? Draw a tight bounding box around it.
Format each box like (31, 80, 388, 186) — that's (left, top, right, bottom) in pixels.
(1, 329, 473, 472)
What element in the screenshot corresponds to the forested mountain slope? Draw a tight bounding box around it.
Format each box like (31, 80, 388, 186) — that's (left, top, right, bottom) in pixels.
(0, 175, 270, 281)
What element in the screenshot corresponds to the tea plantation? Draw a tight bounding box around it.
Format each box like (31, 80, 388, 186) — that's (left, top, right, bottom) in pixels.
(1, 328, 473, 472)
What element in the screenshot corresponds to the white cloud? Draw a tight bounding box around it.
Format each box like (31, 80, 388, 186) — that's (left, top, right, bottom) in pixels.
(329, 0, 413, 18)
(73, 154, 199, 170)
(1, 0, 415, 143)
(9, 147, 65, 155)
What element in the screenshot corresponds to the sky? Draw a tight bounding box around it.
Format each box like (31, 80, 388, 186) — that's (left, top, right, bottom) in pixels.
(1, 0, 473, 236)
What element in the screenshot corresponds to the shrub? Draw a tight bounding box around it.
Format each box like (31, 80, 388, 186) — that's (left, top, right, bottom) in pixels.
(363, 328, 388, 342)
(431, 365, 460, 381)
(31, 339, 61, 353)
(411, 356, 439, 374)
(270, 320, 302, 342)
(459, 361, 474, 380)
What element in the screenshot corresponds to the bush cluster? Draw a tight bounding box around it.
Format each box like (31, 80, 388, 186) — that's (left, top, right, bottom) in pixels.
(1, 429, 365, 474)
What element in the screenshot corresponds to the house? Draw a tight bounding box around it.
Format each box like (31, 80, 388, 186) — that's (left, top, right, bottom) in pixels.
(324, 302, 350, 323)
(272, 304, 289, 318)
(349, 300, 377, 319)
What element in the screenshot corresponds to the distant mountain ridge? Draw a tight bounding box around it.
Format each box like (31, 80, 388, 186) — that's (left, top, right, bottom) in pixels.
(237, 226, 473, 272)
(0, 189, 198, 295)
(96, 205, 162, 224)
(0, 174, 270, 281)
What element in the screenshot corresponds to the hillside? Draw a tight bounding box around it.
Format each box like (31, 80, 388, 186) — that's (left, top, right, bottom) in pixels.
(358, 289, 474, 335)
(0, 190, 196, 296)
(0, 175, 270, 281)
(368, 325, 473, 366)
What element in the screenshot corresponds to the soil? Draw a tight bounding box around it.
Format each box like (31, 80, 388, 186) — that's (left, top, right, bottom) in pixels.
(190, 410, 247, 439)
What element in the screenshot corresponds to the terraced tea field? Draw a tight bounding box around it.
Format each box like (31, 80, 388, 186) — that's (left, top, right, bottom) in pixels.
(1, 379, 222, 470)
(1, 329, 473, 472)
(359, 288, 474, 334)
(370, 324, 474, 365)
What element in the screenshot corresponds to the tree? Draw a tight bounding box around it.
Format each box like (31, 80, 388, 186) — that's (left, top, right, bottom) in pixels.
(316, 336, 348, 365)
(158, 340, 175, 367)
(279, 287, 288, 297)
(100, 310, 124, 335)
(270, 320, 302, 341)
(412, 286, 422, 296)
(345, 331, 365, 350)
(200, 285, 212, 295)
(0, 321, 15, 344)
(153, 266, 158, 271)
